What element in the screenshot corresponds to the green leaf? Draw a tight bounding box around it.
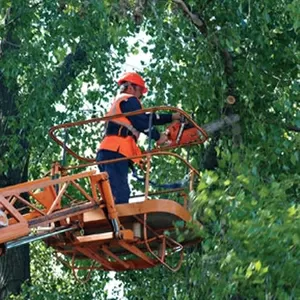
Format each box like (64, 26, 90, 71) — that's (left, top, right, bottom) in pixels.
(254, 260, 262, 271)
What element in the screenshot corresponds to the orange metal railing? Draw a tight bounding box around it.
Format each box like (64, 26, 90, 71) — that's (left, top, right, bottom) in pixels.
(48, 106, 208, 163)
(0, 107, 205, 271)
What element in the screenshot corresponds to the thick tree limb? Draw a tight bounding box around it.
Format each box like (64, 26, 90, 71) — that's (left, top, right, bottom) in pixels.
(173, 0, 242, 151)
(172, 0, 235, 99)
(172, 0, 207, 35)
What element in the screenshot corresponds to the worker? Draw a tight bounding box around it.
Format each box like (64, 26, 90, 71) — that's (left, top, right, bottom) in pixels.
(96, 72, 181, 204)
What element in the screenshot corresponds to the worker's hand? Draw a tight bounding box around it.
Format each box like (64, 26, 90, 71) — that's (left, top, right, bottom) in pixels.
(156, 133, 171, 146)
(172, 112, 181, 120)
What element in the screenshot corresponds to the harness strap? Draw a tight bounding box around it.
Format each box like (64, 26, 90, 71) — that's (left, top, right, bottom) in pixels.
(111, 120, 140, 139)
(105, 123, 137, 142)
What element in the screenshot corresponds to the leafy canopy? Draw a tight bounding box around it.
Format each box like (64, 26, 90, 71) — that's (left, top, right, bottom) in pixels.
(1, 0, 299, 299)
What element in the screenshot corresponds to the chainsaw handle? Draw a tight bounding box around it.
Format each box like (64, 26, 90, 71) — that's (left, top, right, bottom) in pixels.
(176, 123, 185, 144)
(180, 115, 186, 123)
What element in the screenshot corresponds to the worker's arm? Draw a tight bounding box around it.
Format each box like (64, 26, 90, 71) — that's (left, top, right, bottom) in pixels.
(120, 97, 172, 140)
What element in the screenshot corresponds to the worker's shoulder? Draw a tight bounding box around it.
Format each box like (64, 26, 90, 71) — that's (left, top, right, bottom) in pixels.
(126, 96, 140, 103)
(116, 93, 137, 102)
(120, 96, 141, 112)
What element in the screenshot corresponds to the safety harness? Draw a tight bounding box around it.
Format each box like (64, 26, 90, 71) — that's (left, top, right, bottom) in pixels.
(105, 122, 138, 142)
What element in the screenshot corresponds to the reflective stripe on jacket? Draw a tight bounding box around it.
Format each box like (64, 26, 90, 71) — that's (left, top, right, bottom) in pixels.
(99, 93, 142, 162)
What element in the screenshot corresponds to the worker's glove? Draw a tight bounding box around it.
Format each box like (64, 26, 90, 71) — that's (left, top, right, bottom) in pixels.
(156, 133, 171, 146)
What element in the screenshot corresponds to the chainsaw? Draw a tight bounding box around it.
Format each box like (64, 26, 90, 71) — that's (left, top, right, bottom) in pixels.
(165, 114, 240, 147)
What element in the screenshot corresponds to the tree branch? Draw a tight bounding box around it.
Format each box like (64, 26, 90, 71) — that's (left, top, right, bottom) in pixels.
(173, 0, 237, 103)
(172, 0, 207, 35)
(173, 0, 241, 148)
(52, 45, 88, 96)
(286, 125, 300, 132)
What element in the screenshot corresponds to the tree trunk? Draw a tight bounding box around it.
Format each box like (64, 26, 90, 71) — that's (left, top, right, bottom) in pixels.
(0, 34, 30, 296)
(0, 159, 30, 299)
(0, 246, 30, 299)
(0, 2, 94, 296)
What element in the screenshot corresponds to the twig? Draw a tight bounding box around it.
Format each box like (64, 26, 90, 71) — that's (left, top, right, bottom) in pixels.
(286, 126, 300, 133)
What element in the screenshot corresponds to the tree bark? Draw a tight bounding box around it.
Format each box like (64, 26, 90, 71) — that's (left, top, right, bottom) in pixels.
(0, 67, 31, 297)
(0, 246, 30, 300)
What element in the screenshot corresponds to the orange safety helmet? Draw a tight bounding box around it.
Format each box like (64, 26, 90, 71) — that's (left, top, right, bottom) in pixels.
(117, 72, 148, 94)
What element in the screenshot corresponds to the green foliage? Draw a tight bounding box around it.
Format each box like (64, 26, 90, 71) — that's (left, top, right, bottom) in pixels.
(190, 148, 300, 299)
(1, 0, 299, 299)
(287, 0, 300, 32)
(9, 242, 109, 300)
(0, 0, 134, 177)
(117, 0, 300, 299)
